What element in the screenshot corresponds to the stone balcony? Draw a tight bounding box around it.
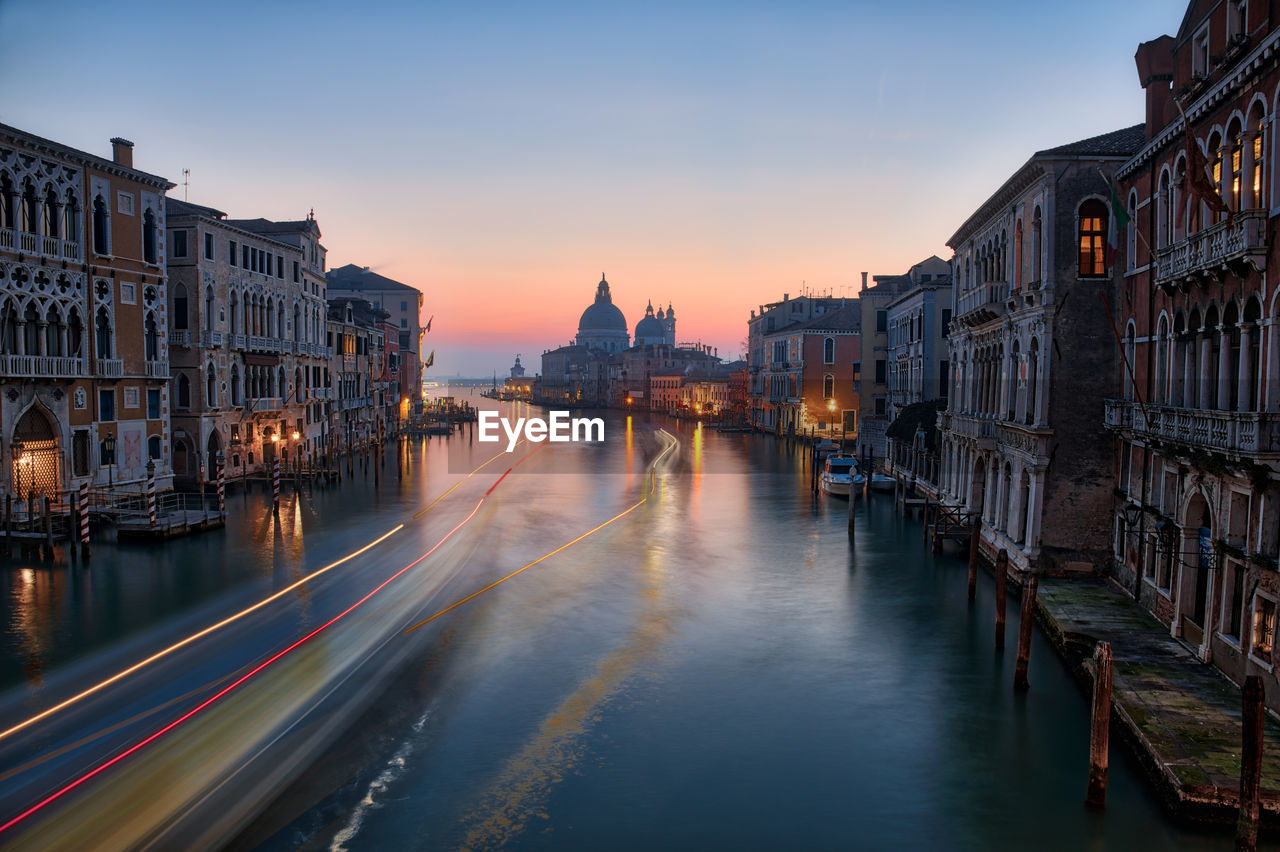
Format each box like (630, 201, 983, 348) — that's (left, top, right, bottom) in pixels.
(145, 360, 170, 379)
(96, 358, 123, 378)
(939, 411, 996, 449)
(0, 354, 84, 378)
(0, 227, 80, 262)
(1104, 398, 1280, 457)
(200, 330, 223, 348)
(1154, 209, 1267, 287)
(954, 281, 1009, 328)
(170, 330, 190, 348)
(248, 397, 283, 413)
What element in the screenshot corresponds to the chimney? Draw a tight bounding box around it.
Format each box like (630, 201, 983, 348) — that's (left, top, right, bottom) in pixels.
(110, 137, 134, 168)
(861, 272, 868, 291)
(1134, 36, 1175, 141)
(783, 293, 790, 302)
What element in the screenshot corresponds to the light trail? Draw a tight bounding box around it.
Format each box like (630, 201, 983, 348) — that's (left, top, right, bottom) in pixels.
(402, 429, 678, 636)
(413, 440, 523, 519)
(0, 440, 549, 836)
(0, 525, 403, 745)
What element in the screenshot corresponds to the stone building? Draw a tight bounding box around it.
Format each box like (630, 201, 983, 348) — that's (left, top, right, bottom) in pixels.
(326, 263, 424, 404)
(576, 274, 630, 354)
(165, 200, 331, 482)
(537, 344, 607, 405)
(746, 294, 846, 432)
(936, 124, 1145, 576)
(883, 257, 953, 422)
(0, 125, 174, 498)
(326, 298, 386, 452)
(1103, 0, 1280, 693)
(756, 303, 860, 437)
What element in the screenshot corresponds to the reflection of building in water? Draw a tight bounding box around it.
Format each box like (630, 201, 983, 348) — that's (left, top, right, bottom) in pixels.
(0, 124, 175, 498)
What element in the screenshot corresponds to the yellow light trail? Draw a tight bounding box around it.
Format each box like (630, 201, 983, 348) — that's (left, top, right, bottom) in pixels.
(403, 430, 677, 635)
(0, 525, 403, 745)
(412, 440, 523, 519)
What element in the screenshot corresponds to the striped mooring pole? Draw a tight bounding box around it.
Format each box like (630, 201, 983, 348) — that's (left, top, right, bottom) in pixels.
(216, 457, 226, 514)
(272, 454, 281, 512)
(78, 480, 90, 556)
(146, 466, 158, 528)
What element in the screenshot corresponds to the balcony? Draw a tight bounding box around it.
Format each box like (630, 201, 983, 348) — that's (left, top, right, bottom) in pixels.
(247, 397, 283, 413)
(1154, 210, 1267, 287)
(200, 330, 224, 347)
(1104, 399, 1280, 457)
(96, 358, 124, 378)
(145, 360, 170, 379)
(940, 411, 996, 449)
(170, 330, 190, 348)
(954, 281, 1009, 328)
(0, 228, 81, 261)
(230, 334, 246, 350)
(312, 387, 334, 399)
(0, 354, 84, 378)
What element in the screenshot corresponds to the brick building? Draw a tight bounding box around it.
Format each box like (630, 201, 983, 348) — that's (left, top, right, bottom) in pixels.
(0, 125, 174, 498)
(937, 124, 1145, 576)
(1103, 0, 1280, 692)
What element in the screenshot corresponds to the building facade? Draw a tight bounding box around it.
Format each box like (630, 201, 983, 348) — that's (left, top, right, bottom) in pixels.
(747, 294, 847, 433)
(756, 303, 861, 436)
(326, 298, 386, 453)
(326, 263, 424, 404)
(0, 126, 174, 499)
(576, 274, 630, 354)
(1103, 1, 1280, 696)
(937, 125, 1145, 576)
(884, 257, 953, 422)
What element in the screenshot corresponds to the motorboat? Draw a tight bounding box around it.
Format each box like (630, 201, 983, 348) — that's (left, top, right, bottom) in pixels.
(869, 472, 896, 493)
(820, 455, 865, 497)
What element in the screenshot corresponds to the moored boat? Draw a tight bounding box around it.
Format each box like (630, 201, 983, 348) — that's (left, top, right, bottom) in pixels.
(820, 455, 865, 498)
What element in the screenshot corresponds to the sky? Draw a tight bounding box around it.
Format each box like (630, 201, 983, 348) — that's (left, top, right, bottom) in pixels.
(0, 0, 1186, 377)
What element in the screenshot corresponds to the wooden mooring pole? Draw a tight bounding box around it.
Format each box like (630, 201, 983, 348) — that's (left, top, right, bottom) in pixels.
(921, 497, 930, 546)
(967, 518, 979, 601)
(1237, 674, 1265, 851)
(994, 548, 1008, 651)
(1086, 641, 1114, 809)
(1014, 575, 1038, 691)
(847, 480, 856, 542)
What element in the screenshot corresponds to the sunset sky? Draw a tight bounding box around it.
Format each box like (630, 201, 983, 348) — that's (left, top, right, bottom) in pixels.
(1, 0, 1182, 376)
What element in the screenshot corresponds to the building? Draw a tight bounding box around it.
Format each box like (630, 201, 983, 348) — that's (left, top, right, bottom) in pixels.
(680, 379, 730, 417)
(1102, 0, 1280, 697)
(326, 263, 425, 403)
(576, 274, 630, 354)
(609, 342, 720, 409)
(936, 124, 1145, 577)
(0, 125, 175, 499)
(884, 257, 954, 422)
(510, 354, 525, 378)
(756, 303, 861, 437)
(165, 200, 331, 483)
(634, 300, 677, 346)
(746, 294, 847, 432)
(537, 344, 607, 405)
(648, 373, 683, 413)
(326, 298, 386, 452)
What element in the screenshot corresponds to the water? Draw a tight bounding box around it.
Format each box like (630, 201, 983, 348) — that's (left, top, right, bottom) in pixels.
(0, 398, 1253, 849)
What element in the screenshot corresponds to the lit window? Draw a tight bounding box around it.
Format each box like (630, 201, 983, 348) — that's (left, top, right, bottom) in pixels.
(1077, 199, 1108, 277)
(1254, 595, 1276, 659)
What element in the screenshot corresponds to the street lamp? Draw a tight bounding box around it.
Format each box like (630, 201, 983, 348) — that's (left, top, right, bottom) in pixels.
(827, 398, 836, 435)
(102, 434, 116, 494)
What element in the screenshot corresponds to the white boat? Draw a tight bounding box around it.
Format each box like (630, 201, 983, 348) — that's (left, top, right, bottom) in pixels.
(869, 473, 896, 493)
(820, 455, 865, 498)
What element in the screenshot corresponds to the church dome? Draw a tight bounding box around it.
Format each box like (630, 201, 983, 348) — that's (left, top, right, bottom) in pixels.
(635, 300, 664, 342)
(578, 274, 627, 332)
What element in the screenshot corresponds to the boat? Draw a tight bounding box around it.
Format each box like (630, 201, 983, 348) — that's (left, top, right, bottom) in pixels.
(869, 472, 896, 493)
(820, 455, 865, 498)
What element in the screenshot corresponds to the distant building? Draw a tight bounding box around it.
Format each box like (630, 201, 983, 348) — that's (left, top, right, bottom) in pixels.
(325, 298, 386, 451)
(576, 274, 630, 354)
(510, 354, 525, 378)
(634, 301, 676, 346)
(326, 263, 424, 403)
(883, 256, 953, 423)
(609, 342, 720, 409)
(756, 303, 861, 437)
(537, 344, 607, 405)
(0, 125, 175, 497)
(746, 294, 848, 433)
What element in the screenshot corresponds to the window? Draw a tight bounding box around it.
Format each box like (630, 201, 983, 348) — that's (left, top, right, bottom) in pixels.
(1253, 114, 1266, 208)
(92, 195, 109, 255)
(1077, 199, 1108, 277)
(99, 389, 115, 422)
(1193, 26, 1210, 77)
(204, 232, 214, 260)
(95, 307, 112, 358)
(940, 360, 950, 401)
(277, 256, 284, 278)
(176, 372, 191, 408)
(173, 284, 188, 330)
(143, 208, 157, 264)
(73, 430, 89, 477)
(400, 317, 408, 328)
(874, 397, 886, 416)
(1223, 560, 1246, 641)
(823, 373, 835, 398)
(823, 337, 835, 364)
(941, 309, 952, 336)
(292, 261, 300, 283)
(1253, 595, 1276, 660)
(147, 388, 161, 419)
(148, 435, 161, 461)
(242, 245, 250, 268)
(229, 240, 238, 266)
(875, 359, 886, 384)
(171, 229, 187, 258)
(875, 310, 887, 333)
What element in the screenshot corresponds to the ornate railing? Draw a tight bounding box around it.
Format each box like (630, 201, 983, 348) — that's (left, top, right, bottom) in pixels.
(955, 281, 1009, 323)
(0, 354, 83, 378)
(170, 329, 190, 347)
(1155, 209, 1267, 284)
(145, 360, 170, 379)
(96, 358, 123, 378)
(1105, 398, 1280, 455)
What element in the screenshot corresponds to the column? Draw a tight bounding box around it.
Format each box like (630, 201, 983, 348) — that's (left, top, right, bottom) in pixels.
(1024, 471, 1041, 550)
(1009, 466, 1025, 543)
(1265, 319, 1280, 412)
(36, 322, 47, 357)
(1243, 131, 1259, 208)
(1183, 334, 1196, 408)
(1239, 323, 1255, 412)
(1198, 333, 1212, 409)
(1217, 325, 1232, 411)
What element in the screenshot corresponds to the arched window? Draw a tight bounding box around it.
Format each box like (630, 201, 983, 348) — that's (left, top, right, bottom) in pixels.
(205, 287, 214, 332)
(1031, 206, 1043, 283)
(1208, 131, 1224, 226)
(43, 186, 59, 238)
(0, 174, 13, 230)
(92, 195, 108, 255)
(63, 189, 79, 242)
(1027, 338, 1040, 426)
(1173, 156, 1187, 240)
(1230, 121, 1244, 211)
(144, 313, 158, 361)
(823, 373, 835, 399)
(1008, 340, 1020, 419)
(1251, 104, 1267, 208)
(67, 308, 82, 358)
(142, 208, 157, 264)
(1123, 324, 1137, 401)
(1126, 191, 1137, 269)
(147, 435, 161, 461)
(20, 180, 37, 234)
(229, 291, 239, 335)
(173, 283, 188, 330)
(22, 303, 38, 355)
(0, 300, 16, 355)
(1078, 199, 1108, 277)
(1014, 219, 1023, 290)
(1157, 169, 1171, 248)
(207, 364, 218, 408)
(278, 366, 286, 399)
(823, 336, 835, 364)
(45, 305, 62, 357)
(1155, 315, 1169, 404)
(231, 364, 241, 406)
(95, 307, 112, 359)
(176, 372, 191, 408)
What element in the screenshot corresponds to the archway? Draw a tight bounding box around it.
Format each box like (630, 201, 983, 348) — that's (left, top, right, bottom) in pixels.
(11, 405, 61, 497)
(969, 454, 986, 515)
(1178, 491, 1215, 648)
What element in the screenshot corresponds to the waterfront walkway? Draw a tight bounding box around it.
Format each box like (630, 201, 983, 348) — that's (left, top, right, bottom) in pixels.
(1037, 578, 1280, 824)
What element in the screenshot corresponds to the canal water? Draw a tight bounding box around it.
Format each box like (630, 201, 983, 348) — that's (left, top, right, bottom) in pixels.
(0, 395, 1260, 849)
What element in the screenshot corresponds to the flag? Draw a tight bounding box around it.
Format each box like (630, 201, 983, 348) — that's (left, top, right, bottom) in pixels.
(1177, 102, 1230, 227)
(425, 350, 434, 369)
(1100, 169, 1130, 271)
(425, 315, 433, 333)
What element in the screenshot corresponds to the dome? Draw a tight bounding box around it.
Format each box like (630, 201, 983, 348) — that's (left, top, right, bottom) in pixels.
(635, 315, 664, 340)
(578, 274, 627, 332)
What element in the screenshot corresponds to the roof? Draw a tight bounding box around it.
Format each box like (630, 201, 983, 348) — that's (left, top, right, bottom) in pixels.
(166, 197, 227, 219)
(227, 216, 321, 240)
(0, 122, 174, 190)
(327, 263, 421, 294)
(788, 304, 862, 334)
(1034, 124, 1146, 158)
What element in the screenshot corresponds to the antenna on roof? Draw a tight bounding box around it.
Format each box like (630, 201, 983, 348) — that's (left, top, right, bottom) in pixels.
(181, 168, 190, 201)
